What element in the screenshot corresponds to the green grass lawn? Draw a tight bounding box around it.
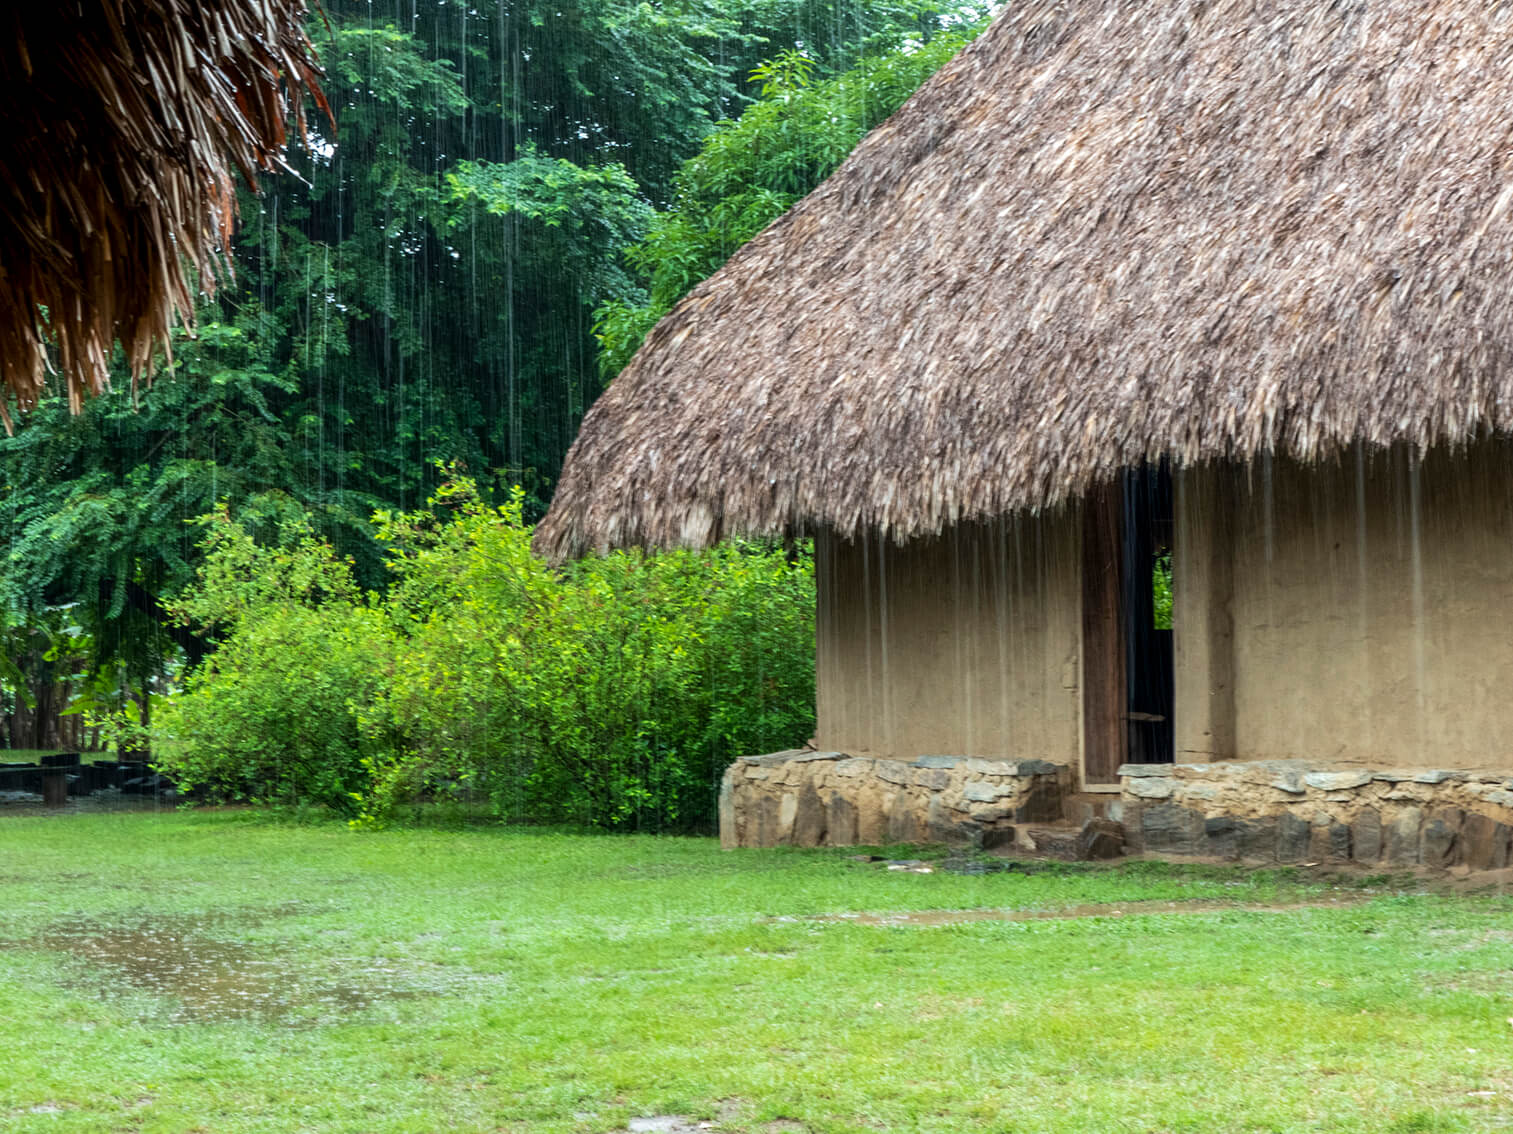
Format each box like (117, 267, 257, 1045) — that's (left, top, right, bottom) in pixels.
(0, 813, 1510, 1133)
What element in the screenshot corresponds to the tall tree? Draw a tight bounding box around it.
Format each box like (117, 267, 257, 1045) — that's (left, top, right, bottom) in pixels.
(0, 0, 985, 740)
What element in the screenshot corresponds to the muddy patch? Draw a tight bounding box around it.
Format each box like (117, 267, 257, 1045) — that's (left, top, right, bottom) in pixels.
(787, 898, 1365, 928)
(12, 907, 424, 1025)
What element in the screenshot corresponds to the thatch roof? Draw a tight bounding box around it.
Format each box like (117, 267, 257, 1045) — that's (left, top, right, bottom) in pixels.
(537, 0, 1513, 560)
(0, 1, 324, 426)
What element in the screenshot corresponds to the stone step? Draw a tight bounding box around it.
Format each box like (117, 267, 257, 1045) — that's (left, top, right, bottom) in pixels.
(1023, 817, 1127, 861)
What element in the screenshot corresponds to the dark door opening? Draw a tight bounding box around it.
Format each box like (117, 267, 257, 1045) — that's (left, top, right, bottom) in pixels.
(1122, 463, 1174, 765)
(1082, 464, 1174, 784)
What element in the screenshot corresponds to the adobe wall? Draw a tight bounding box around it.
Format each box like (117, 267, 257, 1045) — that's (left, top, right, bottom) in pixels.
(1175, 441, 1513, 771)
(815, 514, 1082, 764)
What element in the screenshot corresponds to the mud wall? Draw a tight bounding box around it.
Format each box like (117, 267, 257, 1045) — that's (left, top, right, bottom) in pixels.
(1176, 442, 1513, 770)
(815, 514, 1082, 764)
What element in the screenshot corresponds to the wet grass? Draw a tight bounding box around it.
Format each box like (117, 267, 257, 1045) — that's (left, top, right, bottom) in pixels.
(0, 813, 1510, 1133)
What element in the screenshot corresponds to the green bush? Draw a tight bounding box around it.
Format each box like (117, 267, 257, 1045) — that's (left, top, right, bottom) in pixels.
(156, 482, 815, 830)
(367, 483, 815, 830)
(154, 515, 394, 812)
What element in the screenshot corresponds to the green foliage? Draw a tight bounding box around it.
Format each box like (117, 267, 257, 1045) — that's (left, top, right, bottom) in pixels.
(0, 0, 977, 768)
(368, 482, 816, 830)
(1153, 552, 1173, 631)
(158, 480, 814, 830)
(153, 515, 393, 811)
(445, 151, 653, 311)
(595, 21, 984, 374)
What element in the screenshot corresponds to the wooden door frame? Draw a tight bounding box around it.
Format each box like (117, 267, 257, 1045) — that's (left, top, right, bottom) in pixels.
(1080, 483, 1126, 789)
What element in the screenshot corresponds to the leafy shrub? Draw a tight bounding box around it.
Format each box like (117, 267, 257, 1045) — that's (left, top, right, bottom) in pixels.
(366, 482, 815, 830)
(156, 482, 815, 830)
(153, 515, 393, 811)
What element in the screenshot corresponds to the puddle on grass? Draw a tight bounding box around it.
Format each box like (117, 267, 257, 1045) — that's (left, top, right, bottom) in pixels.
(14, 907, 421, 1025)
(788, 898, 1365, 928)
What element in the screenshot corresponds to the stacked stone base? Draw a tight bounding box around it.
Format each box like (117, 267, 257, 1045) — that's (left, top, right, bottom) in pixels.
(718, 750, 1070, 850)
(719, 749, 1513, 872)
(1119, 761, 1513, 870)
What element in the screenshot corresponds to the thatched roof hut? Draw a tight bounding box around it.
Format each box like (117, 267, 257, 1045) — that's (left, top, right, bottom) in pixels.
(0, 1, 324, 425)
(536, 0, 1513, 561)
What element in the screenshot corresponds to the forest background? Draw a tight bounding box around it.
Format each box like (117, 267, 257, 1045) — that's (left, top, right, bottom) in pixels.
(0, 0, 986, 827)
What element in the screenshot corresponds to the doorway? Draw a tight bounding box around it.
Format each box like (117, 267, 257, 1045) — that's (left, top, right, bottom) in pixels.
(1081, 464, 1174, 785)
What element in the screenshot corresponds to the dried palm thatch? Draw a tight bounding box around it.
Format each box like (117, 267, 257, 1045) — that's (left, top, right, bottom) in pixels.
(537, 0, 1513, 560)
(0, 1, 325, 428)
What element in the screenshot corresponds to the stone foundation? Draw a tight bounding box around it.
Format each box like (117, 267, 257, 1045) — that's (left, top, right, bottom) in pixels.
(719, 750, 1072, 850)
(1119, 761, 1513, 869)
(718, 749, 1513, 871)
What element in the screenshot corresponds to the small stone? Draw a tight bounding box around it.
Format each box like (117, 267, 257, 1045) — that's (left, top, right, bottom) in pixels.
(791, 783, 827, 846)
(1269, 772, 1306, 794)
(1308, 822, 1352, 863)
(1029, 827, 1080, 859)
(1127, 777, 1175, 800)
(744, 767, 771, 780)
(833, 758, 871, 779)
(927, 794, 978, 846)
(1352, 809, 1383, 863)
(1119, 763, 1173, 778)
(826, 792, 859, 845)
(1204, 815, 1247, 859)
(964, 758, 1016, 776)
(1277, 812, 1311, 862)
(1483, 790, 1513, 808)
(752, 751, 799, 767)
(1014, 759, 1063, 776)
(789, 750, 844, 763)
(1233, 817, 1279, 860)
(1141, 804, 1205, 854)
(1386, 807, 1424, 866)
(968, 804, 1013, 822)
(1178, 782, 1220, 801)
(1303, 771, 1373, 791)
(1458, 813, 1511, 871)
(1422, 808, 1464, 868)
(1076, 818, 1125, 860)
(913, 768, 951, 790)
(963, 781, 1013, 803)
(848, 854, 881, 862)
(886, 793, 923, 843)
(913, 756, 960, 769)
(1412, 769, 1460, 784)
